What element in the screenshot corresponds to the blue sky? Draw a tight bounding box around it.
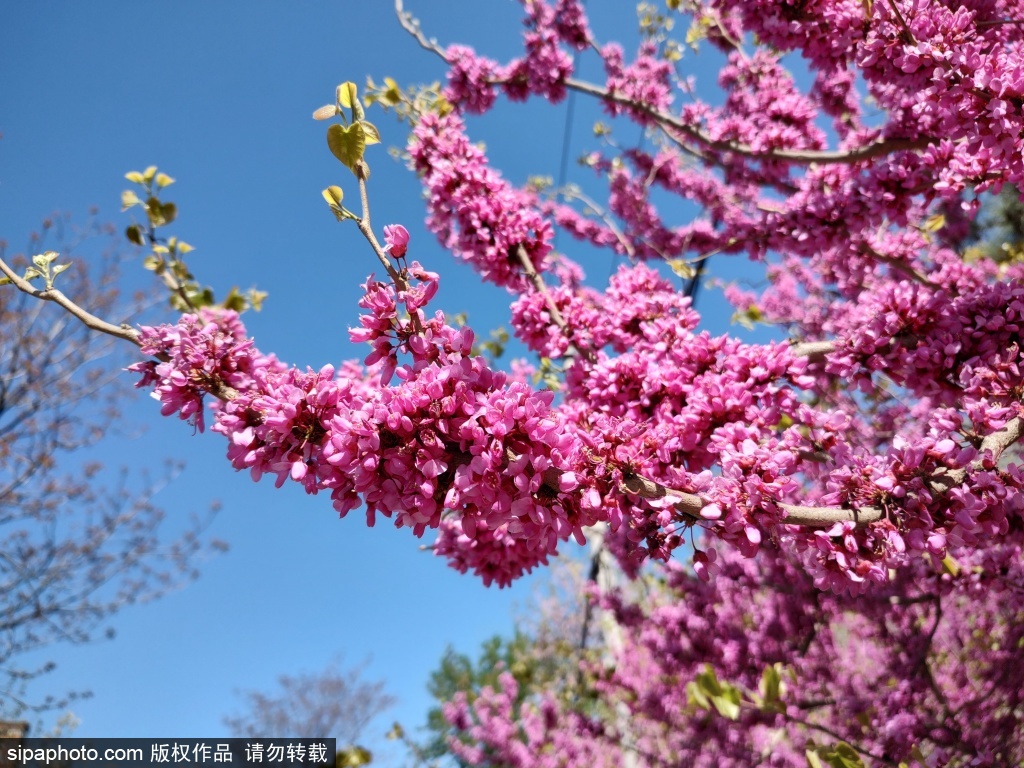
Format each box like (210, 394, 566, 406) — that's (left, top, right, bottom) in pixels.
(1, 2, 753, 763)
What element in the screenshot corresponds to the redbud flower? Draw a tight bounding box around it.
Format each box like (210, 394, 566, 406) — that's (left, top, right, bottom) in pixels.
(383, 224, 410, 258)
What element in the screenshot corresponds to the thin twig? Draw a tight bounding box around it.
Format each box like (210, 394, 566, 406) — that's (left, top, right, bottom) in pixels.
(863, 243, 936, 288)
(145, 225, 199, 313)
(0, 256, 141, 347)
(885, 0, 918, 45)
(354, 170, 404, 286)
(395, 0, 449, 60)
(977, 18, 1024, 27)
(513, 244, 596, 363)
(559, 186, 636, 259)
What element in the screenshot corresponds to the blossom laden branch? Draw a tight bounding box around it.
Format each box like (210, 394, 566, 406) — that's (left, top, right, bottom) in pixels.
(616, 466, 885, 529)
(563, 76, 935, 166)
(394, 2, 936, 168)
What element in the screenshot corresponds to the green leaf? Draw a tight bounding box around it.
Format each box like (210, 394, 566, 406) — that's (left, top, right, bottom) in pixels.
(246, 288, 268, 311)
(322, 186, 344, 205)
(22, 267, 42, 281)
(940, 553, 961, 576)
(710, 686, 741, 720)
(336, 746, 372, 767)
(145, 196, 165, 226)
(222, 287, 246, 312)
(337, 81, 358, 109)
(33, 251, 58, 268)
(685, 680, 710, 710)
(161, 201, 177, 225)
(0, 276, 11, 286)
(143, 165, 158, 182)
(759, 664, 783, 709)
(51, 262, 71, 278)
(327, 122, 367, 172)
(125, 170, 145, 184)
(685, 15, 713, 50)
(121, 190, 142, 210)
(691, 666, 742, 720)
(383, 77, 402, 104)
(155, 172, 175, 188)
(667, 258, 695, 280)
(361, 120, 381, 145)
(322, 186, 347, 222)
(143, 255, 164, 272)
(807, 743, 866, 768)
(170, 260, 193, 280)
(731, 303, 764, 330)
(125, 224, 145, 246)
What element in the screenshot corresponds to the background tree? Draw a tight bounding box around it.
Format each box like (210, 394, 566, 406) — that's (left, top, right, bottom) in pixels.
(223, 658, 395, 765)
(407, 555, 595, 766)
(0, 214, 223, 718)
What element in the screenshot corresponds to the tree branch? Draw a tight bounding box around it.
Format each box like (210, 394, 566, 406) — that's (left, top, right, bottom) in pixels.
(790, 340, 835, 361)
(562, 77, 934, 165)
(394, 0, 449, 61)
(513, 244, 595, 363)
(0, 256, 141, 347)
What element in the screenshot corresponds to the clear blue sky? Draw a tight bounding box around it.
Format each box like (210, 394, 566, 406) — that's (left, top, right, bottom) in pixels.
(0, 3, 751, 763)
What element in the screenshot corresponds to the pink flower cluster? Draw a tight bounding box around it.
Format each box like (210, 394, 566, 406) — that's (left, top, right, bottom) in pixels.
(129, 310, 282, 432)
(409, 112, 553, 293)
(131, 250, 605, 587)
(601, 41, 675, 124)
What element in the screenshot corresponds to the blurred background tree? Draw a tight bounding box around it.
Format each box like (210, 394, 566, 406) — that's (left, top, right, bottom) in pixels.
(0, 213, 224, 720)
(223, 657, 394, 766)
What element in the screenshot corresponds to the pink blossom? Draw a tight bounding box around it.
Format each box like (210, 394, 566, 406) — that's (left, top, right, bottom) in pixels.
(382, 224, 409, 258)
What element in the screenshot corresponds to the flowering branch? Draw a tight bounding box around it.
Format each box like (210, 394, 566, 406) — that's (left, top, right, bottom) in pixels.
(563, 76, 935, 165)
(617, 467, 884, 528)
(394, 2, 935, 167)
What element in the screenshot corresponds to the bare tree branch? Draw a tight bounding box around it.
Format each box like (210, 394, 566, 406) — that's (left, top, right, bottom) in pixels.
(223, 658, 394, 747)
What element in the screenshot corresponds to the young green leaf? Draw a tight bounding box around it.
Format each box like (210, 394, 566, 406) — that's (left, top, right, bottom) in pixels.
(337, 81, 358, 109)
(125, 224, 145, 246)
(667, 258, 696, 280)
(121, 190, 141, 210)
(322, 186, 344, 205)
(361, 121, 381, 145)
(327, 122, 367, 173)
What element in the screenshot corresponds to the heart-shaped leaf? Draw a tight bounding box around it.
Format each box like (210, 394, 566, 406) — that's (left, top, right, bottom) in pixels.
(361, 121, 381, 146)
(336, 81, 358, 109)
(327, 123, 366, 173)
